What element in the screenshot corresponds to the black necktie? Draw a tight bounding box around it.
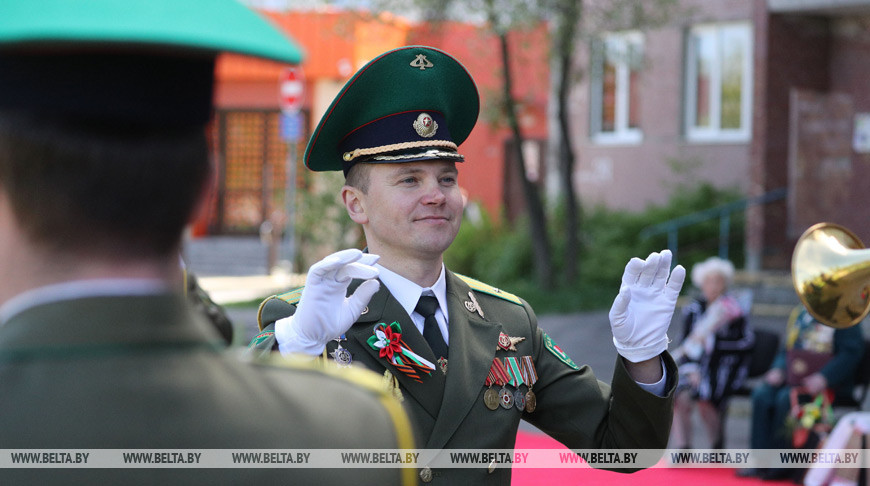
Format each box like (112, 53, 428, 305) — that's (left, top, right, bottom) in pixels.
(415, 295, 448, 359)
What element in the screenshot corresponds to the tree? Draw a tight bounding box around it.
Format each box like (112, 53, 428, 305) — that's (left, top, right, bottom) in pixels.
(541, 0, 680, 284)
(369, 0, 680, 289)
(549, 0, 582, 284)
(484, 0, 555, 289)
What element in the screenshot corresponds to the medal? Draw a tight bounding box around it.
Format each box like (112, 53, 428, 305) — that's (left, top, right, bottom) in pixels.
(486, 358, 515, 411)
(484, 388, 499, 410)
(524, 390, 537, 413)
(330, 336, 352, 367)
(331, 345, 353, 367)
(504, 357, 524, 388)
(502, 357, 526, 412)
(499, 387, 513, 409)
(520, 356, 538, 413)
(483, 367, 500, 410)
(513, 388, 526, 411)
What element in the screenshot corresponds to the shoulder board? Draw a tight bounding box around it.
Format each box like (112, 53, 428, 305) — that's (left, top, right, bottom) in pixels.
(256, 287, 304, 330)
(275, 287, 304, 305)
(455, 273, 523, 305)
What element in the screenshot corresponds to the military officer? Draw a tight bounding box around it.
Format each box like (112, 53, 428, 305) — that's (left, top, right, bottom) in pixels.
(0, 2, 413, 485)
(250, 45, 685, 484)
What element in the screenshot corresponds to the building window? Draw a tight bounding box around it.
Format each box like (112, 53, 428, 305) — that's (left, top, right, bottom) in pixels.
(590, 31, 643, 145)
(685, 22, 753, 142)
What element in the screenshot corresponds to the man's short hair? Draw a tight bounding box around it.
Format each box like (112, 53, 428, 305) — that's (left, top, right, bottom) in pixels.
(345, 162, 372, 193)
(0, 111, 209, 259)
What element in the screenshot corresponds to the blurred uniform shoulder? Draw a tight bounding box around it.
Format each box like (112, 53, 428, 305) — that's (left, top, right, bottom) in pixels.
(185, 270, 234, 344)
(244, 355, 416, 485)
(249, 355, 415, 437)
(251, 352, 400, 401)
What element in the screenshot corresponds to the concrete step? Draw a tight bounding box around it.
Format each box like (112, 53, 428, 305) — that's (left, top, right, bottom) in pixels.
(183, 236, 271, 276)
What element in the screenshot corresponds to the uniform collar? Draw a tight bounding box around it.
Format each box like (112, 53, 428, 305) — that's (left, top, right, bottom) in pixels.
(375, 263, 449, 322)
(0, 278, 169, 326)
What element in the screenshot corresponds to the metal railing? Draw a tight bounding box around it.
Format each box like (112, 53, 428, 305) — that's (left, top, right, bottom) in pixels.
(639, 187, 787, 263)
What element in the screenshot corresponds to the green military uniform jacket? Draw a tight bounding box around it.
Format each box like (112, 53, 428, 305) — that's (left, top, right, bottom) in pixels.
(251, 270, 677, 484)
(0, 293, 414, 485)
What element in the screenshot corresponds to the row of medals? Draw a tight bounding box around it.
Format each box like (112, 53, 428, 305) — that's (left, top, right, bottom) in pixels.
(483, 385, 536, 413)
(334, 334, 537, 412)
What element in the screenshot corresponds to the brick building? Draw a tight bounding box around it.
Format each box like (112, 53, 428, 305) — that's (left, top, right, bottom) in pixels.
(202, 1, 870, 272)
(751, 0, 870, 269)
(566, 0, 870, 270)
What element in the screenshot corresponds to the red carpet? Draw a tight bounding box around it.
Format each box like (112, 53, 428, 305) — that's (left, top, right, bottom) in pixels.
(512, 431, 795, 486)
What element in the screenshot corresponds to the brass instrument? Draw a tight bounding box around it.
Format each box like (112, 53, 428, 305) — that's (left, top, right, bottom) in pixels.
(792, 223, 870, 329)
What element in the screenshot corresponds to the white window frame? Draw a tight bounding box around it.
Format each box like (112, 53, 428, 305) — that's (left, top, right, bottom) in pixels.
(685, 22, 753, 143)
(590, 31, 644, 145)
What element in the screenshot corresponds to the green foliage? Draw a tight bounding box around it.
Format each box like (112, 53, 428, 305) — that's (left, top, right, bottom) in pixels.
(447, 210, 535, 284)
(294, 170, 359, 268)
(445, 183, 745, 313)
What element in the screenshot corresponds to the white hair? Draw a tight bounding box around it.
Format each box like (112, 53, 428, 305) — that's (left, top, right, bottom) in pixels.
(691, 256, 735, 289)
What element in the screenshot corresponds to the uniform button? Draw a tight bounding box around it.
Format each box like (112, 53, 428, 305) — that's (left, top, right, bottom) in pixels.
(420, 466, 433, 483)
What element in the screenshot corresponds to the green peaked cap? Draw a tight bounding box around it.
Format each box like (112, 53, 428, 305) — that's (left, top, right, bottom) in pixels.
(0, 0, 303, 126)
(305, 45, 480, 173)
(0, 0, 304, 64)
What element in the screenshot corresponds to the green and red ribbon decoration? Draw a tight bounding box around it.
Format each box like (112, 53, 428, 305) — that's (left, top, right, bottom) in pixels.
(367, 322, 435, 383)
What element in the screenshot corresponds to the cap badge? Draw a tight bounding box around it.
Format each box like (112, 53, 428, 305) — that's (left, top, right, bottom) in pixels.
(410, 54, 434, 70)
(413, 112, 438, 138)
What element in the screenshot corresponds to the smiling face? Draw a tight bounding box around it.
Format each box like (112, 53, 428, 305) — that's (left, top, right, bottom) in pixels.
(342, 160, 463, 266)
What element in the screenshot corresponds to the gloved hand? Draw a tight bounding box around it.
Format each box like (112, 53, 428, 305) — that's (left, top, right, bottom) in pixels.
(609, 249, 685, 363)
(275, 249, 380, 356)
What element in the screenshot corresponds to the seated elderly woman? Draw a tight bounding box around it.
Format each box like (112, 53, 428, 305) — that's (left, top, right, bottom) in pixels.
(671, 257, 753, 449)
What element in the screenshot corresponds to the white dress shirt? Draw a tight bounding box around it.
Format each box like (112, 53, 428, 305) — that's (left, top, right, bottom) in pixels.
(375, 263, 450, 344)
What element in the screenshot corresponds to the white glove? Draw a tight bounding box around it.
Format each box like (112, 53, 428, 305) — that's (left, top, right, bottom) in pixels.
(275, 249, 380, 356)
(608, 249, 685, 363)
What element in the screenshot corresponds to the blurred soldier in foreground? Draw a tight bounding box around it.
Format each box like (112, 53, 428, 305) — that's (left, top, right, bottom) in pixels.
(250, 45, 684, 484)
(0, 1, 413, 484)
(182, 261, 235, 345)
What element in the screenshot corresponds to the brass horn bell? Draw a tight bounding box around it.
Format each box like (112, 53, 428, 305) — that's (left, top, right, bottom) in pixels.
(792, 223, 870, 329)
